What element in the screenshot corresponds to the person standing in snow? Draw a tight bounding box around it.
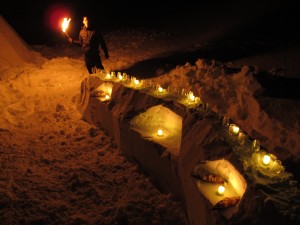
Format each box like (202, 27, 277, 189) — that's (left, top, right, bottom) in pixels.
(68, 16, 109, 74)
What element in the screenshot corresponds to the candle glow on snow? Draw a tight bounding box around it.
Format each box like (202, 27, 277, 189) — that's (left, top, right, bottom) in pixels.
(229, 124, 240, 135)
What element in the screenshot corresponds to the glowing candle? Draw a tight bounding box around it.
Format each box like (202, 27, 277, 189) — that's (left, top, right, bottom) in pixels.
(188, 92, 195, 101)
(229, 124, 239, 135)
(217, 185, 225, 195)
(157, 129, 163, 136)
(106, 73, 111, 79)
(134, 79, 140, 85)
(262, 155, 271, 166)
(105, 94, 110, 100)
(118, 74, 123, 80)
(158, 86, 163, 93)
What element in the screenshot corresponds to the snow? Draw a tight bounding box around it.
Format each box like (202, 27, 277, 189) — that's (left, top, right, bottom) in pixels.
(1, 15, 300, 225)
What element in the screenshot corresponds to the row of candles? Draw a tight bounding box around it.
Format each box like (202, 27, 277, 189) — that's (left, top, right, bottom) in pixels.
(97, 70, 203, 106)
(98, 71, 202, 141)
(98, 70, 269, 154)
(97, 70, 285, 179)
(94, 69, 297, 210)
(225, 118, 284, 176)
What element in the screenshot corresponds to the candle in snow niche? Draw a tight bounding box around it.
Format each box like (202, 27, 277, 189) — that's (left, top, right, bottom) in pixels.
(252, 139, 260, 152)
(157, 129, 163, 136)
(229, 124, 240, 135)
(217, 185, 225, 195)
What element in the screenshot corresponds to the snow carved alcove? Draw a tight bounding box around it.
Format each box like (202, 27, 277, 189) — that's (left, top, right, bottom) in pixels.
(192, 159, 247, 212)
(130, 104, 182, 155)
(116, 104, 183, 194)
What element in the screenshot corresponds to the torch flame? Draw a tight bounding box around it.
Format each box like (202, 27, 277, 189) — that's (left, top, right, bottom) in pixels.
(62, 18, 71, 32)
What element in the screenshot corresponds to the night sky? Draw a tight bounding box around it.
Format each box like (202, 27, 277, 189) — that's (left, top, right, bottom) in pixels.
(1, 0, 299, 45)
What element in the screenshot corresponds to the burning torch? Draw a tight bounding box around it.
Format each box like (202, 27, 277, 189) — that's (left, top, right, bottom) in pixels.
(62, 17, 71, 39)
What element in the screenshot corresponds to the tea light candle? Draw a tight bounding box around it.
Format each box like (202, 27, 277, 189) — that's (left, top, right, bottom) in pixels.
(105, 73, 111, 79)
(134, 79, 140, 85)
(157, 129, 163, 136)
(158, 86, 163, 93)
(229, 124, 239, 135)
(262, 154, 271, 166)
(217, 185, 225, 195)
(105, 94, 110, 100)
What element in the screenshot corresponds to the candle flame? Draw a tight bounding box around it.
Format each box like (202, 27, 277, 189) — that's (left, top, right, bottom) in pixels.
(233, 126, 239, 134)
(62, 18, 71, 32)
(157, 129, 163, 136)
(262, 155, 271, 165)
(189, 92, 195, 101)
(229, 124, 240, 135)
(217, 185, 225, 195)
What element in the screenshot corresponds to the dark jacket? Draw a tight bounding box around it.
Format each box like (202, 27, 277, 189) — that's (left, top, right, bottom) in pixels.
(74, 26, 108, 58)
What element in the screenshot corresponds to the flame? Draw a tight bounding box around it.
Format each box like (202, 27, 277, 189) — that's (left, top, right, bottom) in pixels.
(62, 17, 71, 32)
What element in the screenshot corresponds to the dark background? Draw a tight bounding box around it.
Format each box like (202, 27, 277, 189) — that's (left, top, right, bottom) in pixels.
(1, 0, 299, 45)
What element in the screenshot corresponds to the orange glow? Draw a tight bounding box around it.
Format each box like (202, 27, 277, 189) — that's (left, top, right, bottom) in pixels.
(44, 3, 71, 31)
(62, 18, 71, 33)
